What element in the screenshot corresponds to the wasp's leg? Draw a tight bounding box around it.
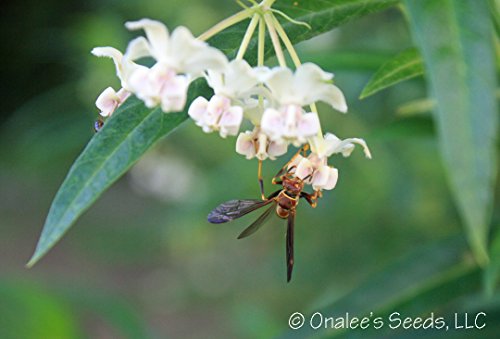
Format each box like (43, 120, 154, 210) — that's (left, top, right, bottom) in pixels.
(302, 144, 309, 157)
(273, 145, 309, 181)
(301, 190, 322, 208)
(258, 159, 266, 200)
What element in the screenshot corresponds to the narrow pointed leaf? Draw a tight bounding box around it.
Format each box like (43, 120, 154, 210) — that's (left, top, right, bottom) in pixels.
(404, 0, 498, 265)
(27, 95, 192, 266)
(360, 48, 424, 99)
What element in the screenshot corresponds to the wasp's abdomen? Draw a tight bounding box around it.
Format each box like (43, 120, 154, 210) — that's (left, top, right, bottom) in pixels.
(275, 191, 299, 219)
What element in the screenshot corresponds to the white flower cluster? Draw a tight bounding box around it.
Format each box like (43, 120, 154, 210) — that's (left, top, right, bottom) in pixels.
(93, 17, 371, 192)
(92, 19, 227, 116)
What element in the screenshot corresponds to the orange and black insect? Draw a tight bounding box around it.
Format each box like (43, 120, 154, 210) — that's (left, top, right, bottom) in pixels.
(207, 147, 320, 282)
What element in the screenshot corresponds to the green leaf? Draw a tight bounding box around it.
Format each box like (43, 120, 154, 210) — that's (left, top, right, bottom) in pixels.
(209, 0, 401, 63)
(328, 266, 481, 338)
(360, 48, 424, 99)
(27, 93, 194, 267)
(57, 285, 151, 339)
(485, 227, 500, 296)
(396, 97, 434, 116)
(29, 0, 401, 265)
(280, 236, 470, 338)
(372, 116, 435, 140)
(404, 0, 498, 265)
(0, 280, 80, 339)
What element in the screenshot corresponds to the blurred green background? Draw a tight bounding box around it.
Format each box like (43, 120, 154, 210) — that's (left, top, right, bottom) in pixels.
(0, 0, 498, 338)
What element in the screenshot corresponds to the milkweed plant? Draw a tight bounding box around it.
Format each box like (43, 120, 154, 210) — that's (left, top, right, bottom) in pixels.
(27, 0, 498, 285)
(92, 6, 371, 193)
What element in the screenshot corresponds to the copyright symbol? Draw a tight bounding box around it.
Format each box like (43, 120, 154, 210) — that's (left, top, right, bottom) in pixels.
(289, 312, 305, 329)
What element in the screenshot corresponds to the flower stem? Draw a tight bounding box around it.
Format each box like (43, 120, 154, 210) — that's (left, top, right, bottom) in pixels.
(264, 13, 286, 67)
(198, 0, 276, 41)
(236, 14, 260, 60)
(272, 14, 324, 141)
(198, 9, 252, 41)
(258, 16, 266, 67)
(256, 16, 267, 125)
(272, 15, 301, 67)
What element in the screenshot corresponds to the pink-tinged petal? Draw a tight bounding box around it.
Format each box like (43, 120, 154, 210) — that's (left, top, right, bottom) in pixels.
(307, 153, 325, 168)
(219, 106, 243, 137)
(129, 67, 154, 98)
(267, 140, 288, 160)
(261, 108, 284, 140)
(295, 158, 314, 180)
(96, 87, 119, 117)
(297, 113, 320, 139)
(256, 133, 269, 160)
(323, 167, 339, 190)
(207, 95, 231, 116)
(160, 74, 189, 112)
(236, 131, 256, 159)
(116, 88, 131, 103)
(125, 19, 169, 60)
(311, 165, 330, 189)
(201, 95, 226, 127)
(188, 96, 209, 123)
(282, 104, 301, 137)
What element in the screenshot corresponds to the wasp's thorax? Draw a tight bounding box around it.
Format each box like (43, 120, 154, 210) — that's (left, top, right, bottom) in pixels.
(274, 175, 303, 219)
(281, 175, 304, 197)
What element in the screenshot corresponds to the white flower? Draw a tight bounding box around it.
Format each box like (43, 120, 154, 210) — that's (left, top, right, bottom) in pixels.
(125, 19, 227, 75)
(188, 95, 243, 138)
(93, 19, 228, 113)
(206, 59, 260, 99)
(236, 128, 288, 160)
(290, 154, 339, 191)
(264, 63, 347, 112)
(261, 104, 320, 147)
(310, 133, 372, 159)
(127, 63, 190, 112)
(95, 87, 131, 117)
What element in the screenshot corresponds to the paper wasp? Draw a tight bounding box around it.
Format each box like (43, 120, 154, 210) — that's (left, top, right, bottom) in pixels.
(207, 147, 321, 282)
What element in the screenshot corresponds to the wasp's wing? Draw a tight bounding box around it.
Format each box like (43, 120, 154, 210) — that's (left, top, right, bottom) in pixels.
(237, 204, 275, 239)
(207, 199, 273, 224)
(286, 210, 295, 282)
